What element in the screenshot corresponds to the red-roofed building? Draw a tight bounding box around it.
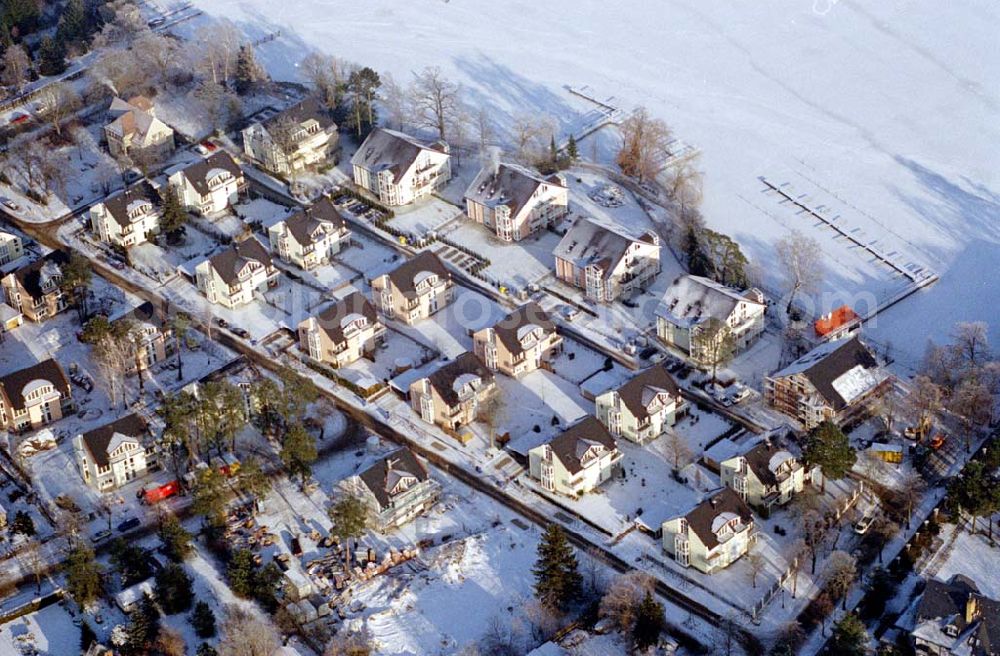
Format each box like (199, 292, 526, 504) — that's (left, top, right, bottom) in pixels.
(814, 305, 861, 342)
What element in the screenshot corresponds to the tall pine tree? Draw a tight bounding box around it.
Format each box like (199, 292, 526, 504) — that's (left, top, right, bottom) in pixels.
(160, 186, 187, 242)
(632, 591, 666, 650)
(803, 421, 856, 493)
(532, 524, 582, 612)
(38, 36, 67, 76)
(234, 44, 267, 94)
(566, 134, 579, 161)
(56, 0, 88, 46)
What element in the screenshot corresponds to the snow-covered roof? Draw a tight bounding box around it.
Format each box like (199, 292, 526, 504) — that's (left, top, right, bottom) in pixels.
(553, 217, 656, 274)
(770, 336, 887, 411)
(656, 275, 764, 328)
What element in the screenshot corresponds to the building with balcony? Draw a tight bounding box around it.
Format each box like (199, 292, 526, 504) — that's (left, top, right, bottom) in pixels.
(110, 302, 174, 375)
(195, 237, 279, 308)
(464, 162, 569, 242)
(528, 416, 623, 496)
(764, 336, 892, 430)
(168, 151, 245, 216)
(661, 488, 756, 574)
(371, 251, 453, 325)
(268, 198, 351, 270)
(341, 448, 441, 531)
(103, 95, 175, 162)
(719, 438, 804, 513)
(595, 364, 683, 445)
(0, 250, 70, 322)
(655, 275, 766, 364)
(74, 413, 153, 491)
(897, 574, 1000, 656)
(472, 302, 561, 378)
(298, 292, 386, 367)
(553, 217, 660, 303)
(0, 231, 24, 267)
(0, 359, 73, 432)
(242, 97, 338, 175)
(351, 128, 451, 206)
(89, 181, 162, 249)
(409, 353, 495, 432)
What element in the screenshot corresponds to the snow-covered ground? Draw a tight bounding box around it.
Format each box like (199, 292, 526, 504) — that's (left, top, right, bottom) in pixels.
(174, 0, 1000, 368)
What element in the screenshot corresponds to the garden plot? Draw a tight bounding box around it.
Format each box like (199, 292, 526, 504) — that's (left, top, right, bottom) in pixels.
(129, 227, 222, 280)
(235, 197, 293, 229)
(567, 170, 660, 238)
(337, 328, 437, 389)
(386, 196, 461, 238)
(434, 219, 563, 291)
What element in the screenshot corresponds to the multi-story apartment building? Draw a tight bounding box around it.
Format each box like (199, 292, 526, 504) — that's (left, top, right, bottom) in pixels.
(553, 218, 661, 303)
(528, 416, 623, 496)
(0, 359, 73, 432)
(89, 182, 162, 249)
(472, 302, 561, 378)
(195, 237, 279, 308)
(0, 231, 24, 267)
(111, 302, 174, 374)
(661, 488, 756, 574)
(719, 438, 805, 512)
(351, 128, 451, 206)
(242, 97, 338, 175)
(656, 275, 767, 364)
(0, 250, 70, 322)
(409, 353, 495, 432)
(371, 251, 453, 325)
(464, 162, 569, 242)
(168, 151, 245, 216)
(103, 95, 175, 162)
(74, 413, 152, 491)
(595, 364, 683, 445)
(268, 198, 351, 270)
(765, 336, 892, 430)
(341, 448, 441, 531)
(298, 292, 386, 367)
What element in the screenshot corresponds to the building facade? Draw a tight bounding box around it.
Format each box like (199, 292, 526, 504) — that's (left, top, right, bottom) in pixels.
(195, 237, 279, 308)
(74, 414, 152, 491)
(371, 251, 453, 325)
(90, 182, 162, 248)
(341, 448, 441, 531)
(298, 292, 386, 367)
(528, 416, 623, 496)
(553, 218, 661, 303)
(111, 302, 174, 374)
(168, 151, 245, 216)
(0, 250, 70, 322)
(242, 97, 338, 175)
(104, 96, 175, 162)
(0, 231, 24, 267)
(595, 364, 683, 445)
(351, 128, 451, 206)
(464, 163, 569, 242)
(719, 439, 805, 511)
(408, 353, 495, 432)
(661, 488, 756, 574)
(472, 302, 561, 378)
(0, 359, 73, 432)
(268, 198, 351, 270)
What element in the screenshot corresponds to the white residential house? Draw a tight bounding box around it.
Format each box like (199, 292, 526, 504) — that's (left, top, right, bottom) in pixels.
(655, 275, 767, 364)
(464, 162, 569, 241)
(661, 488, 756, 574)
(268, 198, 351, 270)
(553, 217, 661, 302)
(104, 96, 175, 162)
(472, 302, 562, 378)
(195, 237, 279, 308)
(168, 151, 245, 216)
(351, 128, 451, 206)
(89, 182, 161, 248)
(408, 353, 496, 432)
(340, 448, 441, 531)
(595, 364, 683, 445)
(0, 231, 24, 267)
(719, 437, 805, 513)
(0, 250, 70, 322)
(528, 417, 623, 496)
(242, 97, 338, 175)
(74, 414, 152, 491)
(298, 291, 386, 367)
(0, 358, 73, 432)
(371, 251, 453, 325)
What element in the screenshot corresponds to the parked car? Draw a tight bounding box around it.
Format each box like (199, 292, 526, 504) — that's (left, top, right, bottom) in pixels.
(0, 197, 21, 212)
(117, 517, 141, 533)
(216, 318, 228, 328)
(233, 327, 250, 339)
(562, 305, 580, 321)
(854, 514, 874, 535)
(91, 529, 112, 545)
(729, 384, 751, 404)
(194, 144, 209, 155)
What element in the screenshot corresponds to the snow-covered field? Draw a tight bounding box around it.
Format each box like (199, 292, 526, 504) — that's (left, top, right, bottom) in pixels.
(176, 0, 1000, 367)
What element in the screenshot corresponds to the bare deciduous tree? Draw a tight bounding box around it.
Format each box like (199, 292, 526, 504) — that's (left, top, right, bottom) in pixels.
(300, 52, 349, 109)
(134, 31, 178, 81)
(951, 321, 991, 372)
(599, 570, 656, 634)
(775, 230, 823, 315)
(1, 45, 31, 91)
(37, 82, 80, 137)
(91, 49, 145, 97)
(195, 20, 241, 85)
(379, 71, 410, 129)
(665, 431, 692, 472)
(825, 550, 857, 608)
(787, 538, 807, 598)
(746, 550, 766, 589)
(616, 106, 671, 183)
(510, 113, 552, 163)
(662, 159, 703, 212)
(323, 626, 374, 655)
(217, 605, 280, 656)
(410, 66, 461, 141)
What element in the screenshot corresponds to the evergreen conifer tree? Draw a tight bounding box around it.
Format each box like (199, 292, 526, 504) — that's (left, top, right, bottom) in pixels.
(38, 36, 67, 76)
(532, 524, 582, 611)
(632, 591, 666, 650)
(234, 44, 267, 94)
(566, 134, 579, 161)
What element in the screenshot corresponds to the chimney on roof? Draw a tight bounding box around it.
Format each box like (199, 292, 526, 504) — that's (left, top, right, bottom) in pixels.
(966, 594, 979, 625)
(487, 146, 501, 177)
(710, 496, 719, 508)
